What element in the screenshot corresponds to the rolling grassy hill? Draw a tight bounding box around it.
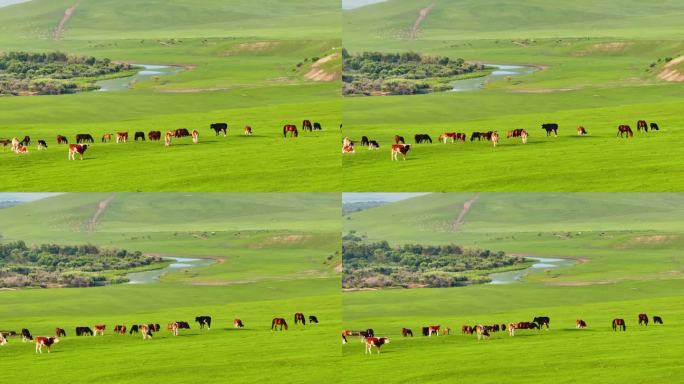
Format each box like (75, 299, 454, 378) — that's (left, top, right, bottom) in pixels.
(342, 193, 684, 382)
(0, 193, 341, 383)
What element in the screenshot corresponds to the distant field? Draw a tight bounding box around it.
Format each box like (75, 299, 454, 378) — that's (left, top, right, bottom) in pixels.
(342, 193, 684, 382)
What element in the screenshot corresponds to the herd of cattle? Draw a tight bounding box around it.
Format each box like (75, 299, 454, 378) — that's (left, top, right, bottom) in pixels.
(342, 120, 661, 160)
(0, 120, 325, 159)
(0, 312, 319, 354)
(344, 313, 665, 354)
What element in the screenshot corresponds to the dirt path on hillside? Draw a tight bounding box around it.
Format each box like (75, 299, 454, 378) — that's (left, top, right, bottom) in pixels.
(408, 3, 434, 40)
(304, 53, 340, 82)
(658, 55, 684, 82)
(53, 0, 81, 40)
(451, 193, 479, 232)
(86, 194, 115, 232)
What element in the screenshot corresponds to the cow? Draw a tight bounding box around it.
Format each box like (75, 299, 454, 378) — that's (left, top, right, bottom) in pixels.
(68, 144, 88, 160)
(21, 328, 33, 342)
(461, 325, 473, 335)
(0, 334, 6, 346)
(148, 131, 161, 141)
(195, 316, 212, 330)
(10, 137, 20, 152)
(439, 132, 465, 143)
(442, 327, 451, 335)
(414, 134, 432, 144)
(576, 319, 587, 329)
(360, 329, 374, 338)
(173, 128, 190, 138)
(55, 328, 66, 337)
(116, 132, 128, 143)
(20, 135, 30, 146)
(342, 330, 350, 344)
(302, 120, 313, 132)
(342, 137, 355, 154)
(134, 131, 145, 141)
(76, 134, 94, 143)
(491, 131, 499, 147)
(542, 123, 558, 136)
(508, 323, 516, 336)
(283, 124, 298, 138)
(150, 323, 161, 332)
(57, 135, 68, 144)
(533, 316, 550, 330)
(192, 129, 199, 144)
(470, 132, 486, 141)
(164, 131, 172, 146)
(394, 135, 405, 144)
(210, 123, 228, 136)
(521, 130, 529, 144)
(129, 325, 139, 334)
(14, 144, 28, 154)
(650, 122, 659, 131)
(93, 325, 106, 336)
(364, 337, 389, 354)
(35, 336, 59, 354)
(427, 325, 440, 336)
(102, 133, 112, 143)
(140, 324, 153, 340)
(234, 319, 244, 328)
(294, 313, 306, 325)
(653, 316, 663, 324)
(638, 313, 648, 326)
(313, 122, 322, 131)
(577, 126, 587, 135)
(391, 144, 411, 161)
(612, 318, 626, 331)
(0, 139, 11, 150)
(637, 120, 648, 132)
(170, 322, 180, 336)
(475, 325, 489, 340)
(308, 316, 319, 324)
(0, 330, 17, 338)
(243, 126, 252, 135)
(75, 327, 93, 336)
(176, 321, 191, 329)
(516, 321, 539, 330)
(360, 136, 370, 147)
(506, 129, 524, 138)
(368, 140, 380, 150)
(37, 140, 48, 150)
(272, 318, 288, 331)
(114, 325, 126, 335)
(617, 125, 633, 138)
(401, 328, 413, 337)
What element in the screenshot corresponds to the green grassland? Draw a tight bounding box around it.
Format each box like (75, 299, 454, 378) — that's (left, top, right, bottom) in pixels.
(342, 0, 684, 191)
(342, 193, 684, 383)
(0, 193, 341, 383)
(0, 0, 341, 191)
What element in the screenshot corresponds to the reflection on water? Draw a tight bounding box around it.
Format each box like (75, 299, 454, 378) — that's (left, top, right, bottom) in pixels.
(126, 257, 215, 284)
(451, 64, 538, 92)
(342, 0, 387, 10)
(0, 0, 30, 8)
(96, 64, 183, 92)
(489, 257, 576, 285)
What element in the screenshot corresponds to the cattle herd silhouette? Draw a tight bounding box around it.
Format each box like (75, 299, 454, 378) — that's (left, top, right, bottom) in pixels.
(0, 119, 325, 160)
(344, 313, 665, 354)
(342, 120, 661, 160)
(0, 313, 320, 354)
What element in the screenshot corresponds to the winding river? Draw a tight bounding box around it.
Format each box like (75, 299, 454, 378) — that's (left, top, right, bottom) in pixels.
(126, 257, 215, 284)
(96, 64, 183, 92)
(451, 64, 538, 92)
(489, 257, 576, 285)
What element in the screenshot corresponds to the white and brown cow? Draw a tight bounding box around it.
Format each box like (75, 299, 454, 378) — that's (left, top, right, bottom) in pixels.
(93, 324, 106, 336)
(116, 132, 128, 143)
(0, 334, 7, 346)
(508, 323, 516, 336)
(491, 131, 499, 147)
(164, 131, 173, 147)
(428, 325, 440, 336)
(390, 144, 411, 161)
(192, 129, 199, 144)
(234, 319, 244, 328)
(35, 336, 59, 354)
(475, 325, 490, 340)
(342, 137, 355, 154)
(68, 144, 88, 160)
(243, 126, 253, 136)
(364, 337, 389, 354)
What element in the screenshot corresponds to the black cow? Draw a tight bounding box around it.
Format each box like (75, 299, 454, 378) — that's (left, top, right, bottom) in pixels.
(533, 316, 550, 330)
(129, 325, 139, 334)
(422, 327, 429, 336)
(20, 136, 30, 146)
(368, 140, 380, 149)
(75, 327, 93, 336)
(210, 123, 228, 136)
(76, 134, 94, 143)
(359, 329, 374, 338)
(650, 122, 659, 131)
(21, 328, 33, 341)
(414, 134, 432, 144)
(134, 131, 145, 141)
(542, 123, 558, 136)
(313, 122, 322, 131)
(176, 321, 191, 329)
(308, 315, 319, 324)
(360, 136, 370, 147)
(653, 316, 663, 324)
(195, 316, 212, 330)
(37, 140, 48, 150)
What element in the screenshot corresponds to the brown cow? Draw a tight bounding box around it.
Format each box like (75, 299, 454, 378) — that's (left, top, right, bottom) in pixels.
(401, 328, 413, 337)
(462, 325, 473, 335)
(638, 313, 648, 326)
(102, 133, 112, 143)
(68, 144, 88, 160)
(244, 126, 253, 135)
(617, 125, 633, 138)
(364, 337, 389, 354)
(475, 325, 489, 340)
(116, 132, 128, 143)
(35, 336, 59, 354)
(612, 318, 626, 331)
(577, 126, 587, 135)
(55, 328, 66, 337)
(391, 144, 411, 161)
(637, 120, 648, 132)
(234, 319, 244, 328)
(394, 135, 405, 144)
(93, 324, 106, 336)
(428, 325, 440, 336)
(57, 135, 68, 144)
(576, 319, 587, 329)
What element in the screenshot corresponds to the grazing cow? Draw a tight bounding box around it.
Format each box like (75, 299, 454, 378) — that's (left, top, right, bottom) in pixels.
(638, 313, 648, 326)
(650, 122, 659, 131)
(508, 323, 516, 336)
(302, 120, 313, 132)
(55, 328, 66, 337)
(234, 319, 245, 328)
(391, 144, 411, 161)
(516, 321, 540, 330)
(195, 316, 212, 330)
(427, 325, 440, 336)
(491, 131, 499, 147)
(653, 316, 663, 324)
(368, 140, 380, 150)
(243, 126, 253, 135)
(576, 319, 587, 329)
(313, 122, 322, 131)
(617, 125, 633, 138)
(192, 129, 199, 144)
(470, 132, 485, 141)
(163, 131, 173, 146)
(113, 325, 126, 335)
(20, 135, 30, 146)
(577, 126, 587, 135)
(272, 318, 288, 331)
(364, 337, 389, 354)
(342, 137, 355, 154)
(57, 135, 68, 144)
(506, 129, 524, 138)
(394, 135, 405, 144)
(533, 316, 550, 330)
(93, 325, 106, 336)
(140, 324, 153, 340)
(0, 330, 17, 338)
(134, 131, 145, 141)
(173, 128, 190, 138)
(294, 313, 306, 325)
(0, 334, 6, 346)
(422, 327, 430, 336)
(76, 134, 94, 144)
(308, 316, 319, 324)
(461, 325, 473, 335)
(501, 324, 507, 331)
(360, 329, 375, 338)
(612, 318, 626, 331)
(176, 322, 191, 329)
(151, 324, 161, 332)
(521, 130, 528, 144)
(102, 133, 112, 143)
(75, 327, 93, 336)
(116, 132, 128, 143)
(283, 124, 298, 138)
(170, 322, 180, 336)
(475, 325, 489, 340)
(210, 123, 228, 136)
(35, 336, 59, 354)
(401, 328, 413, 337)
(15, 144, 28, 154)
(542, 123, 558, 136)
(0, 139, 11, 150)
(21, 328, 33, 342)
(129, 325, 139, 334)
(414, 134, 432, 144)
(439, 132, 466, 143)
(637, 120, 648, 132)
(148, 131, 161, 141)
(490, 324, 500, 332)
(360, 136, 370, 147)
(37, 140, 48, 150)
(68, 144, 88, 160)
